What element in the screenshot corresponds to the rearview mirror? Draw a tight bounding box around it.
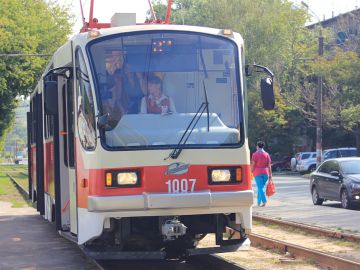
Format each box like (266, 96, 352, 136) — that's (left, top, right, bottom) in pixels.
(261, 78, 275, 110)
(330, 170, 340, 177)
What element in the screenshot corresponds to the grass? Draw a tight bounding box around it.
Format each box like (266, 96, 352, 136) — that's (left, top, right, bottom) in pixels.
(0, 167, 29, 208)
(6, 171, 28, 190)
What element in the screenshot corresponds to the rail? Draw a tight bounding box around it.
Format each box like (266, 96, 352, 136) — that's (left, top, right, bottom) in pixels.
(249, 233, 360, 270)
(253, 214, 360, 242)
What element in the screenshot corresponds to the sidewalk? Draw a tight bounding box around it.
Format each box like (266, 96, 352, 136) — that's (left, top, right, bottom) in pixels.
(0, 202, 97, 270)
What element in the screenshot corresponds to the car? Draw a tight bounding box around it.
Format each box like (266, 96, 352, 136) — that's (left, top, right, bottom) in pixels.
(290, 153, 300, 171)
(323, 147, 357, 160)
(295, 152, 317, 174)
(310, 157, 360, 209)
(271, 156, 291, 172)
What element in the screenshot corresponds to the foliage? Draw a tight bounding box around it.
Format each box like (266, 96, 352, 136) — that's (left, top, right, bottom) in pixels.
(0, 0, 72, 150)
(153, 0, 360, 156)
(153, 0, 313, 156)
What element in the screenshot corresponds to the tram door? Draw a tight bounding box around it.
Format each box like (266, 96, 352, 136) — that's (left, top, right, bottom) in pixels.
(29, 93, 45, 215)
(58, 76, 77, 234)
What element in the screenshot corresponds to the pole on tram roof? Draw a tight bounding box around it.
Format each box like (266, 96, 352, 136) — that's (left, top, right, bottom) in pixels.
(165, 0, 173, 24)
(148, 0, 157, 21)
(89, 0, 95, 26)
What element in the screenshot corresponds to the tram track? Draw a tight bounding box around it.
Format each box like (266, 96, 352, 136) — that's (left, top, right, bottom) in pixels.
(7, 172, 360, 270)
(253, 214, 360, 242)
(7, 172, 29, 198)
(249, 233, 360, 270)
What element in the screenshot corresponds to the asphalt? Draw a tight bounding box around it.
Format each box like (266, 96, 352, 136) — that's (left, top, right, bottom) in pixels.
(0, 202, 97, 270)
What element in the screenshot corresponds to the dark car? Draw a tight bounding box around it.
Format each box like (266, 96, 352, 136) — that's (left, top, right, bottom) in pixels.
(271, 156, 291, 172)
(310, 157, 360, 209)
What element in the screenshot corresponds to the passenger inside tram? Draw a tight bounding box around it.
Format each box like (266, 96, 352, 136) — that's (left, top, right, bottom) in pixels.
(102, 68, 128, 130)
(140, 74, 176, 114)
(122, 62, 147, 114)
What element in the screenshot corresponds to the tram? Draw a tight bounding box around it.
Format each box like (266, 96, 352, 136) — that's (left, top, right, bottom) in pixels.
(27, 0, 275, 258)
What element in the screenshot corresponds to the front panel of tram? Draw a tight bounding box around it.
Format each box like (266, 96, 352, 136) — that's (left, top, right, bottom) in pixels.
(77, 30, 252, 252)
(88, 31, 246, 186)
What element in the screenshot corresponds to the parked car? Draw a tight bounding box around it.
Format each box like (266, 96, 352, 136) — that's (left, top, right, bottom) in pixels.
(323, 147, 357, 160)
(272, 156, 291, 172)
(290, 153, 300, 171)
(295, 152, 317, 174)
(310, 157, 360, 209)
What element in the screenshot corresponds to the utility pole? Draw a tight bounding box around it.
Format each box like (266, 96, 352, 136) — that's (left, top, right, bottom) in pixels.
(301, 1, 323, 167)
(316, 29, 324, 167)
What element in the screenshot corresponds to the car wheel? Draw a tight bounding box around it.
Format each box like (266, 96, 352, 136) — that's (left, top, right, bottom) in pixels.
(312, 186, 323, 205)
(308, 165, 316, 173)
(341, 189, 352, 209)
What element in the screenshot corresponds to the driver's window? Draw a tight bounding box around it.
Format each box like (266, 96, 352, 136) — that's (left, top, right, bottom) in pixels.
(75, 48, 96, 150)
(318, 162, 330, 173)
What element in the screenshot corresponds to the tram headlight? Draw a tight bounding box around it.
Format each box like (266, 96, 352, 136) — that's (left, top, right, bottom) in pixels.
(208, 167, 242, 184)
(211, 169, 231, 182)
(117, 172, 138, 186)
(105, 170, 140, 187)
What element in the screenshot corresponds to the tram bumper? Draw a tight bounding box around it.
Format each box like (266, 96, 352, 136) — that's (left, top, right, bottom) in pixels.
(79, 191, 253, 245)
(87, 190, 253, 212)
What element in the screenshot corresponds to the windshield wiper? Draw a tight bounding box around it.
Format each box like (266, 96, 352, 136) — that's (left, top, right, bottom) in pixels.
(164, 101, 209, 160)
(203, 80, 210, 132)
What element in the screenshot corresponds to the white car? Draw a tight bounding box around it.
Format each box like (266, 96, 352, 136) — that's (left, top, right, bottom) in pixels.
(295, 152, 317, 174)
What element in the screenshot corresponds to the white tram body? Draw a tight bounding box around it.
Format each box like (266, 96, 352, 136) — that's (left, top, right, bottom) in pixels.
(28, 19, 274, 257)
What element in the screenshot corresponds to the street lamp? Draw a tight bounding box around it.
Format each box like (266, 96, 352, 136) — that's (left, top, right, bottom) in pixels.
(301, 1, 324, 167)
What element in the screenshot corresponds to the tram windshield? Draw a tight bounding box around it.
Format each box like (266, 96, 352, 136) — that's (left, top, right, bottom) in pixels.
(88, 31, 243, 149)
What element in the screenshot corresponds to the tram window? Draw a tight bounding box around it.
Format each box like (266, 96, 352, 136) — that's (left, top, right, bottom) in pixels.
(89, 32, 242, 148)
(62, 80, 75, 167)
(31, 100, 36, 144)
(67, 79, 75, 167)
(44, 114, 54, 139)
(62, 84, 68, 167)
(75, 48, 96, 150)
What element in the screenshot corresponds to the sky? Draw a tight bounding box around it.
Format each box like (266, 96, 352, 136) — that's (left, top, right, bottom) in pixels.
(64, 0, 360, 34)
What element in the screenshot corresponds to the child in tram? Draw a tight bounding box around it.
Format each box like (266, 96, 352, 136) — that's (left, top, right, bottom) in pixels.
(140, 74, 176, 114)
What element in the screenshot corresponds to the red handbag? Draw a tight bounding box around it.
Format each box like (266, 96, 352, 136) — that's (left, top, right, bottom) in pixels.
(266, 178, 276, 197)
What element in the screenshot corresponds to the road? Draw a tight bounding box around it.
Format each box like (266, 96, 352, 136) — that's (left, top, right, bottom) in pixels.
(253, 174, 360, 234)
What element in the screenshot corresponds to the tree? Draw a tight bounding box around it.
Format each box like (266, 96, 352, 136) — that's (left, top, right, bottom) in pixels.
(153, 0, 313, 156)
(318, 50, 360, 154)
(0, 0, 72, 150)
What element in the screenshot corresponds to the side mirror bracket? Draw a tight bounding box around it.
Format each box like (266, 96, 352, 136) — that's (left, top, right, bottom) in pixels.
(246, 64, 275, 110)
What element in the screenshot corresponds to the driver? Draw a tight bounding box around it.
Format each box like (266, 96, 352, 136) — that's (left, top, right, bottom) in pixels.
(140, 74, 176, 114)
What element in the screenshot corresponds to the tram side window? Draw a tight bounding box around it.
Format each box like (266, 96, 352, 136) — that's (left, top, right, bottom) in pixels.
(75, 48, 96, 150)
(44, 114, 54, 139)
(30, 100, 36, 144)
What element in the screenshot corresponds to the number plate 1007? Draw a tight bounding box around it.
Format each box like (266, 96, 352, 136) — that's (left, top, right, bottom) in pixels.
(165, 178, 196, 193)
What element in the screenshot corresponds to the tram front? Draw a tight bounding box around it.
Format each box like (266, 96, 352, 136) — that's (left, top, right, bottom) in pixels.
(73, 25, 273, 253)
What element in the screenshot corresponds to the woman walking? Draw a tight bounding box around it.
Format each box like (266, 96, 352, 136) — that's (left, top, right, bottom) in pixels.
(251, 141, 272, 207)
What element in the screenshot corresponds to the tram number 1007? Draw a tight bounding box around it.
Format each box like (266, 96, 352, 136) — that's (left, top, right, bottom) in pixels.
(165, 178, 196, 193)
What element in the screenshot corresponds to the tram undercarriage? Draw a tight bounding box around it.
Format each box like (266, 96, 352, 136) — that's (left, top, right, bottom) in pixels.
(84, 214, 248, 259)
